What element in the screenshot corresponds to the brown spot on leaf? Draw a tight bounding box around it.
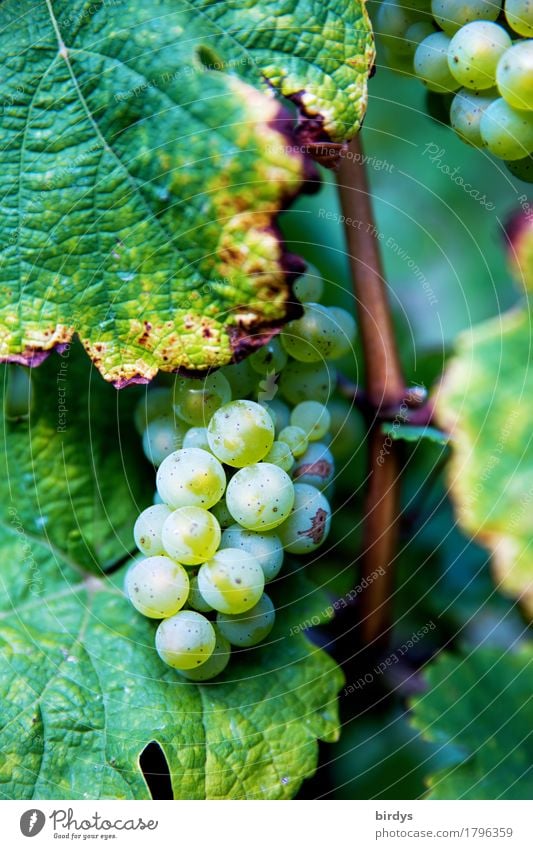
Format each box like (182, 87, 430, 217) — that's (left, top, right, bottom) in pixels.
(286, 91, 349, 169)
(228, 324, 280, 360)
(138, 321, 153, 347)
(219, 242, 245, 266)
(266, 100, 321, 189)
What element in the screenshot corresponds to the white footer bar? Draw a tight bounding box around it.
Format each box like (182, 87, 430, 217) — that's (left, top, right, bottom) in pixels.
(2, 799, 531, 849)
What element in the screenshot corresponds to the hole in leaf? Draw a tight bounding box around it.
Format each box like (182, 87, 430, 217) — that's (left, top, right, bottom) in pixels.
(196, 44, 225, 71)
(140, 741, 173, 800)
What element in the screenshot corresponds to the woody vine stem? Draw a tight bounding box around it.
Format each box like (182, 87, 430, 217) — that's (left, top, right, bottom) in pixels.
(336, 134, 424, 648)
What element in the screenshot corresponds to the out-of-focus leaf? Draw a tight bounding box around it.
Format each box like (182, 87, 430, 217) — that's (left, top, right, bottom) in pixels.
(382, 423, 448, 445)
(411, 647, 533, 799)
(328, 709, 454, 800)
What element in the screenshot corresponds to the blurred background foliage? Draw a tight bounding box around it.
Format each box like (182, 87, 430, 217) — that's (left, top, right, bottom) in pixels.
(280, 66, 530, 799)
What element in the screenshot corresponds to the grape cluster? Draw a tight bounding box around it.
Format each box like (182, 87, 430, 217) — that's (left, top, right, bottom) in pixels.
(374, 0, 533, 176)
(126, 274, 360, 680)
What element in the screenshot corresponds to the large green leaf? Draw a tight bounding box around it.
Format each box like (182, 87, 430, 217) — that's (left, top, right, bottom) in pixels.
(436, 309, 533, 618)
(0, 0, 373, 385)
(0, 350, 342, 799)
(410, 647, 533, 799)
(0, 532, 342, 799)
(1, 345, 149, 573)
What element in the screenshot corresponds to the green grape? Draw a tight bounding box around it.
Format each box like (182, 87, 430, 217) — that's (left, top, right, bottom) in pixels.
(292, 443, 335, 490)
(249, 338, 287, 375)
(327, 399, 366, 460)
(431, 0, 502, 36)
(506, 152, 533, 181)
(376, 0, 419, 56)
(497, 42, 533, 111)
(328, 307, 357, 356)
(155, 610, 216, 670)
(156, 447, 226, 509)
(480, 97, 533, 158)
(414, 32, 460, 93)
(142, 416, 186, 466)
(404, 21, 438, 57)
(293, 266, 324, 302)
(188, 574, 214, 612)
(221, 359, 257, 397)
(281, 303, 347, 363)
(279, 359, 335, 405)
(182, 426, 211, 452)
(178, 627, 231, 680)
(134, 504, 172, 556)
(216, 593, 276, 647)
(172, 372, 231, 427)
(261, 398, 291, 432)
(207, 400, 275, 467)
(278, 483, 332, 554)
(263, 440, 295, 473)
(197, 548, 265, 614)
(448, 22, 512, 90)
(210, 496, 234, 529)
(450, 87, 498, 145)
(134, 388, 172, 435)
(290, 400, 331, 442)
(221, 525, 284, 582)
(5, 365, 33, 421)
(125, 555, 189, 619)
(161, 506, 221, 566)
(226, 463, 295, 530)
(278, 425, 309, 458)
(505, 0, 533, 37)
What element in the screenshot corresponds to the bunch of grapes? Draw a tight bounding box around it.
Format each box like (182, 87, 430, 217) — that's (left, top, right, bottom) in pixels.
(125, 273, 361, 680)
(374, 0, 533, 178)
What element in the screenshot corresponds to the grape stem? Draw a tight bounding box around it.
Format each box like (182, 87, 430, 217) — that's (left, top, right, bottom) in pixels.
(336, 134, 406, 648)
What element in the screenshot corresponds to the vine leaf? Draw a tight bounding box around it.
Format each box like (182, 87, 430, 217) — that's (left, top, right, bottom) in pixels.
(0, 347, 342, 799)
(436, 309, 533, 618)
(381, 423, 448, 445)
(0, 0, 373, 385)
(193, 0, 375, 147)
(410, 647, 533, 799)
(0, 533, 342, 799)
